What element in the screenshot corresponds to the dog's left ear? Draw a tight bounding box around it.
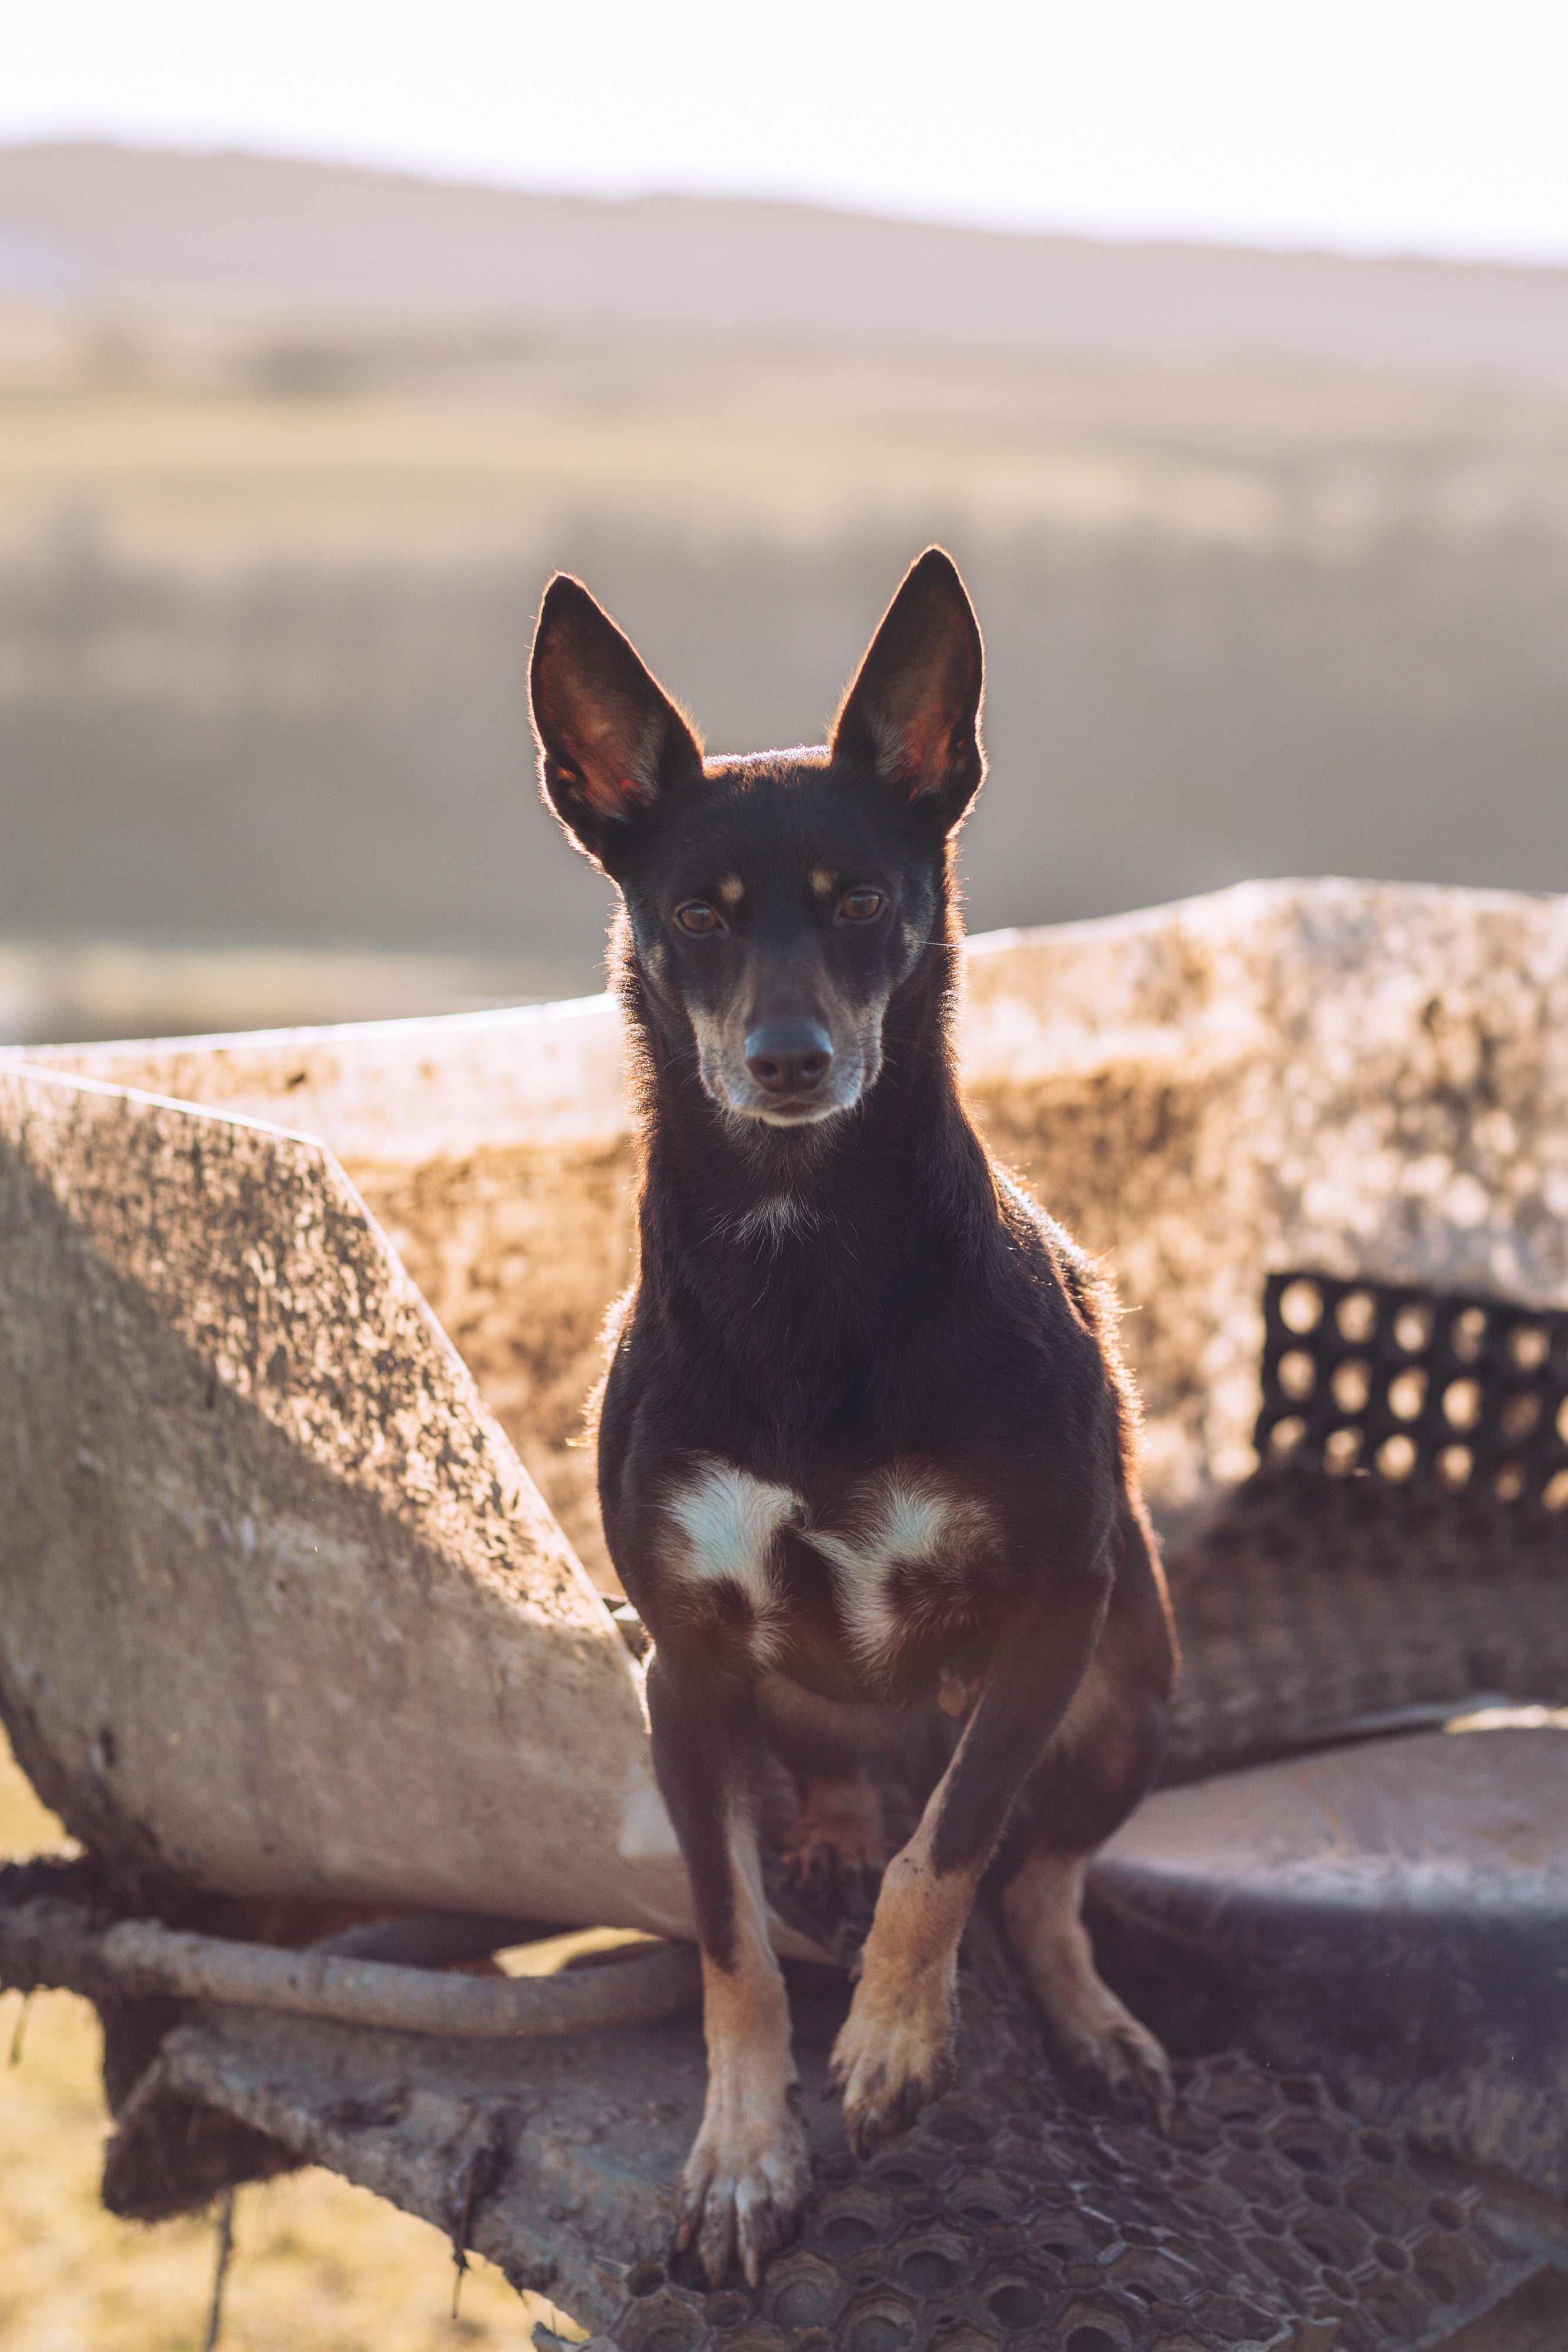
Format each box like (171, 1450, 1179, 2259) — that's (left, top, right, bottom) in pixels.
(530, 573, 704, 871)
(831, 547, 985, 831)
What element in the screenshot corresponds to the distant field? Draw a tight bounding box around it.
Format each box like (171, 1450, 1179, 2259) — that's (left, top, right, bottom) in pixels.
(21, 350, 1553, 562)
(3, 330, 1568, 1039)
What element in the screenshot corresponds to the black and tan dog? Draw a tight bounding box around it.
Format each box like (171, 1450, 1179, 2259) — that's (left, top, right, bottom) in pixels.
(529, 550, 1176, 2288)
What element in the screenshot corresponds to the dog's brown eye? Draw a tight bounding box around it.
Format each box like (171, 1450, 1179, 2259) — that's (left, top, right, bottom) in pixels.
(839, 890, 883, 923)
(676, 902, 721, 935)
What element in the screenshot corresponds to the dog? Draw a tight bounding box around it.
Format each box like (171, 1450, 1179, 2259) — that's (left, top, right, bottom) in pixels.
(529, 548, 1176, 2290)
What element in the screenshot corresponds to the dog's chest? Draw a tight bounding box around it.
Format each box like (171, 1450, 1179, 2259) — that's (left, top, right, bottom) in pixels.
(660, 1455, 997, 1670)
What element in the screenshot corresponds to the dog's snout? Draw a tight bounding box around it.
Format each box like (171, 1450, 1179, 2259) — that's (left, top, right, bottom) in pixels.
(744, 1023, 835, 1096)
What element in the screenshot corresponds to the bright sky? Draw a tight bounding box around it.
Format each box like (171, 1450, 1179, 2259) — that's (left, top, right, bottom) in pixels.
(6, 0, 1568, 262)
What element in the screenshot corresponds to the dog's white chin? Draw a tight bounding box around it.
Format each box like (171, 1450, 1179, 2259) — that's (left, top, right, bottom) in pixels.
(696, 1053, 873, 1128)
(707, 1090, 860, 1128)
(749, 1100, 854, 1128)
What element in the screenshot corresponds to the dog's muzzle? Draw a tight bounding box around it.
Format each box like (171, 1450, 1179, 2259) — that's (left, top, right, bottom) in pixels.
(691, 1007, 881, 1126)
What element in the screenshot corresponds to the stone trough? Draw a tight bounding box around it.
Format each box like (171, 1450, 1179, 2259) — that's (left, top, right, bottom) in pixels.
(4, 876, 1568, 2348)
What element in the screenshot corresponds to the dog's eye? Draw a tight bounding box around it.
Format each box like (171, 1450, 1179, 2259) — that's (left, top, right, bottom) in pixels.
(675, 902, 721, 935)
(838, 890, 884, 923)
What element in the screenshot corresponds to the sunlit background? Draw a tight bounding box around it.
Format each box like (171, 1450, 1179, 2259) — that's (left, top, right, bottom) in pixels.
(1, 0, 1566, 1048)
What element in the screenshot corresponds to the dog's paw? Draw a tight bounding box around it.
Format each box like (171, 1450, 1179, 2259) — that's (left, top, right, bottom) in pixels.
(783, 1778, 884, 1927)
(1041, 1977, 1175, 2129)
(783, 1829, 882, 1928)
(675, 2093, 811, 2288)
(1002, 1852, 1175, 2130)
(826, 1958, 956, 2160)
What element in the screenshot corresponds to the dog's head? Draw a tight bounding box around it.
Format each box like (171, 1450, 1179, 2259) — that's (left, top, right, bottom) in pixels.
(530, 548, 985, 1129)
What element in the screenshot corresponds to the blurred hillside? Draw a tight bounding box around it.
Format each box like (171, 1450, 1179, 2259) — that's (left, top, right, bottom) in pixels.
(2, 141, 1567, 1041)
(9, 140, 1568, 372)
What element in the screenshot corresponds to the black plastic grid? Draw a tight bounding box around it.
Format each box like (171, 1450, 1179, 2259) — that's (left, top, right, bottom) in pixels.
(1255, 1272, 1568, 1517)
(597, 2053, 1536, 2352)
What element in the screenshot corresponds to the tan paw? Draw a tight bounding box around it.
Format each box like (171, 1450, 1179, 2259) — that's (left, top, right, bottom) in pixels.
(1051, 1985, 1175, 2127)
(1003, 1852, 1174, 2129)
(783, 1833, 882, 1927)
(784, 1778, 884, 1920)
(676, 2094, 811, 2288)
(827, 1957, 956, 2159)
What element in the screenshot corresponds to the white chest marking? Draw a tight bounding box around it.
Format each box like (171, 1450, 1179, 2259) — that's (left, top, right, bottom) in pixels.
(727, 1194, 817, 1248)
(808, 1474, 993, 1663)
(663, 1459, 994, 1670)
(663, 1461, 803, 1662)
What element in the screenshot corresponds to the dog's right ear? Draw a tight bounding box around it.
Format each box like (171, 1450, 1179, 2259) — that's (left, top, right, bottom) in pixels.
(529, 574, 704, 870)
(831, 548, 984, 833)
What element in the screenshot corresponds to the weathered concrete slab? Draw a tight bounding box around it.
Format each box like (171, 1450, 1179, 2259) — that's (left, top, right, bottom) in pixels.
(964, 878, 1568, 1506)
(8, 993, 639, 1583)
(0, 1063, 693, 1936)
(25, 880, 1568, 1565)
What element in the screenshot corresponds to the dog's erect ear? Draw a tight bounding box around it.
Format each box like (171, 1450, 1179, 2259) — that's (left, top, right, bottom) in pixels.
(831, 548, 985, 830)
(530, 574, 704, 867)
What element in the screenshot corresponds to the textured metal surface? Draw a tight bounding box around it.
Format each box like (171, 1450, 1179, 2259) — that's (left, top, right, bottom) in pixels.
(6, 1835, 1550, 2347)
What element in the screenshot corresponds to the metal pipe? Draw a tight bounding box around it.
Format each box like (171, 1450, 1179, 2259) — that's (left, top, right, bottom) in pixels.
(1, 1887, 700, 2037)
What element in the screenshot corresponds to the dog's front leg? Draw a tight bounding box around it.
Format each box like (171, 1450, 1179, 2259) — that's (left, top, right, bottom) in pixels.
(646, 1650, 811, 2287)
(828, 1564, 1110, 2156)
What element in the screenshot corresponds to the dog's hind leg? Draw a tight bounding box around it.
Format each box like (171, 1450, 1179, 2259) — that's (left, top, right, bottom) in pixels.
(646, 1653, 811, 2288)
(756, 1675, 887, 1923)
(781, 1776, 884, 1959)
(1002, 1848, 1172, 2122)
(1002, 1505, 1175, 2122)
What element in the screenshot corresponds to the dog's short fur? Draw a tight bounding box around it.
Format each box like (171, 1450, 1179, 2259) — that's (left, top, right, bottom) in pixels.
(529, 550, 1176, 2289)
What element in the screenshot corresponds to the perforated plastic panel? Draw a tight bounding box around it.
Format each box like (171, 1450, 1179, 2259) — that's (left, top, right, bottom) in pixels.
(1255, 1272, 1568, 1515)
(1156, 1273, 1568, 1785)
(596, 2045, 1534, 2352)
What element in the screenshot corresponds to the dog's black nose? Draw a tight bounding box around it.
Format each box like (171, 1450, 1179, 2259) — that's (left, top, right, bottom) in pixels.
(744, 1023, 834, 1095)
